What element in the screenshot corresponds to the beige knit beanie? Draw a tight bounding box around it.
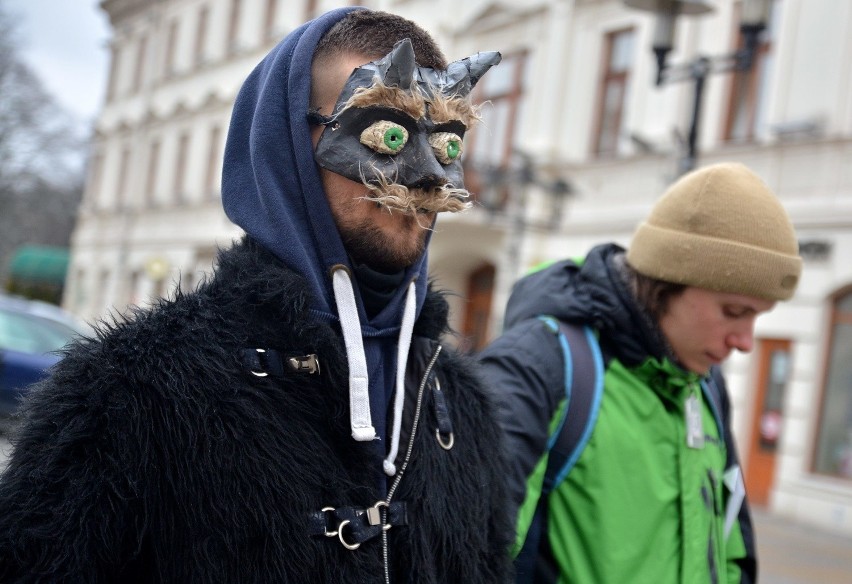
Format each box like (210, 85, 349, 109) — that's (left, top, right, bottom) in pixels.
(626, 162, 802, 301)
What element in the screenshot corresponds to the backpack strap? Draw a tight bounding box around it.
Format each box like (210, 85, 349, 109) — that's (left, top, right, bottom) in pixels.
(514, 317, 605, 583)
(537, 316, 605, 494)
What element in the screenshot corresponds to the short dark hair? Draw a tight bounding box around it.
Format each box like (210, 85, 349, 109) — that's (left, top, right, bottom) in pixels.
(628, 265, 687, 322)
(314, 10, 447, 70)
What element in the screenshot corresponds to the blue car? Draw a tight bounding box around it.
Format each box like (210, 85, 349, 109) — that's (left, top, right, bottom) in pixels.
(0, 295, 88, 419)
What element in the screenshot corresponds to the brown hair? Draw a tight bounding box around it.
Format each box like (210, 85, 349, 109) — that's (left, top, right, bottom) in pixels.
(314, 10, 447, 70)
(628, 264, 687, 322)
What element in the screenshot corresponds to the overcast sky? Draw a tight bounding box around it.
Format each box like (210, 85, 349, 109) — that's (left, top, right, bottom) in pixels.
(7, 0, 111, 125)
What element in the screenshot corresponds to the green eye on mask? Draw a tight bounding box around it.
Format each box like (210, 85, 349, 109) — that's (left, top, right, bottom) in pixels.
(429, 132, 463, 165)
(360, 121, 409, 154)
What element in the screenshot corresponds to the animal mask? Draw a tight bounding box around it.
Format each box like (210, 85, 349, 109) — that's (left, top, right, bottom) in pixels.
(312, 39, 501, 214)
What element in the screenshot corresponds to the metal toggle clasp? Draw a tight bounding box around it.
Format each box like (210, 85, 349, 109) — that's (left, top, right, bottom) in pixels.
(288, 354, 320, 375)
(366, 501, 391, 531)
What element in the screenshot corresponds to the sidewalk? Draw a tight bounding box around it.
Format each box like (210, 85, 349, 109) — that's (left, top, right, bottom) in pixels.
(753, 507, 852, 583)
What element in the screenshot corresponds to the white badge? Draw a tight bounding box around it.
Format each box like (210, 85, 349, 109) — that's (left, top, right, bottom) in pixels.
(685, 393, 704, 449)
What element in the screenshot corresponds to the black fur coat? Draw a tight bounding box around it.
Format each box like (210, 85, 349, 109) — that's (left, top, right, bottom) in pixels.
(0, 239, 513, 583)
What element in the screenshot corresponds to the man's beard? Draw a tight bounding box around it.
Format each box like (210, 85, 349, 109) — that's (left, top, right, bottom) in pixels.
(339, 216, 430, 272)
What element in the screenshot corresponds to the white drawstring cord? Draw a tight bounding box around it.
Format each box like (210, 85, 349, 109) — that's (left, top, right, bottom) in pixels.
(332, 268, 376, 442)
(331, 267, 418, 475)
(383, 281, 417, 476)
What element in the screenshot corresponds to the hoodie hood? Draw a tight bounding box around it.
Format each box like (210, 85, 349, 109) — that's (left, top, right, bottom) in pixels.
(220, 8, 461, 476)
(503, 243, 668, 367)
(221, 6, 428, 330)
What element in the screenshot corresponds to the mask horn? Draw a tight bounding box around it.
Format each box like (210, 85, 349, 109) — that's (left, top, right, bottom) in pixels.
(466, 51, 502, 89)
(441, 51, 502, 97)
(377, 38, 417, 89)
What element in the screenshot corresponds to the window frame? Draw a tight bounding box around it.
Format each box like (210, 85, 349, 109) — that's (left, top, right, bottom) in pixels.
(722, 0, 777, 143)
(811, 286, 852, 481)
(592, 27, 635, 158)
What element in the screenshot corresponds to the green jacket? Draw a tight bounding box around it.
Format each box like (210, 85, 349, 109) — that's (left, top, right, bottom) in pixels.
(479, 244, 756, 583)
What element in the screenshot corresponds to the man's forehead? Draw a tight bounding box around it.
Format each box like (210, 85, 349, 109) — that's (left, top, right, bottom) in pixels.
(312, 54, 373, 109)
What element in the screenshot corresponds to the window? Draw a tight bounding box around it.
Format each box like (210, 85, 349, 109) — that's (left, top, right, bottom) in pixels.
(228, 0, 242, 51)
(193, 247, 218, 286)
(304, 0, 318, 21)
(86, 153, 104, 209)
(132, 35, 147, 94)
(116, 147, 131, 210)
(204, 125, 222, 198)
(194, 5, 209, 67)
(593, 28, 635, 156)
(263, 0, 278, 40)
(145, 140, 160, 207)
(463, 52, 529, 209)
(813, 288, 852, 480)
(724, 0, 778, 142)
(105, 45, 120, 102)
(72, 267, 87, 314)
(173, 132, 190, 204)
(128, 269, 142, 307)
(154, 275, 168, 301)
(95, 268, 111, 317)
(164, 20, 179, 76)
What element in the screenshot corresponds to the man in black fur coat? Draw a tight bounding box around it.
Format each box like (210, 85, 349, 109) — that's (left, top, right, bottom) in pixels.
(0, 8, 512, 583)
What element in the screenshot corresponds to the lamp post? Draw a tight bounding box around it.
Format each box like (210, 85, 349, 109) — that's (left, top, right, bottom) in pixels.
(624, 0, 771, 174)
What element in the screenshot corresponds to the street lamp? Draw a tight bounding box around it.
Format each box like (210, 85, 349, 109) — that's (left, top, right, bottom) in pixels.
(477, 151, 573, 229)
(624, 0, 771, 174)
(473, 150, 574, 282)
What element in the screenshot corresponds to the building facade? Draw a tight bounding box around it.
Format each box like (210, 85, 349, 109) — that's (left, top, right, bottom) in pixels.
(68, 0, 852, 535)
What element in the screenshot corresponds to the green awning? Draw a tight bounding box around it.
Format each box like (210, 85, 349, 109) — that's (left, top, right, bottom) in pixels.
(8, 245, 70, 284)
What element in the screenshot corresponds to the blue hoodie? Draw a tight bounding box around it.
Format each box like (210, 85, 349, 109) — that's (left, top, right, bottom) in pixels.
(221, 8, 433, 469)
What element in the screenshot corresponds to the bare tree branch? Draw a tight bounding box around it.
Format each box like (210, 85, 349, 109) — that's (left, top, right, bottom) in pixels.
(0, 2, 86, 288)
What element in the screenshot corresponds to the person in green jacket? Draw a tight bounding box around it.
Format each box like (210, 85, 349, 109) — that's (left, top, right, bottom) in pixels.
(479, 162, 802, 583)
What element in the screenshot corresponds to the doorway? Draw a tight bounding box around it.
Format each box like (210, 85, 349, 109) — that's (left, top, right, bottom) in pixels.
(460, 263, 495, 353)
(745, 338, 792, 506)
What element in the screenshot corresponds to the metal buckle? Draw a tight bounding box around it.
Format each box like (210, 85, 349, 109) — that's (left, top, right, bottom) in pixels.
(436, 429, 455, 450)
(249, 348, 269, 377)
(321, 502, 393, 550)
(320, 506, 338, 537)
(337, 520, 360, 550)
(288, 354, 320, 375)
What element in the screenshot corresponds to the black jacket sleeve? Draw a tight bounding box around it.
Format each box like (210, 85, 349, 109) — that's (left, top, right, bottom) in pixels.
(0, 347, 144, 583)
(477, 318, 566, 529)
